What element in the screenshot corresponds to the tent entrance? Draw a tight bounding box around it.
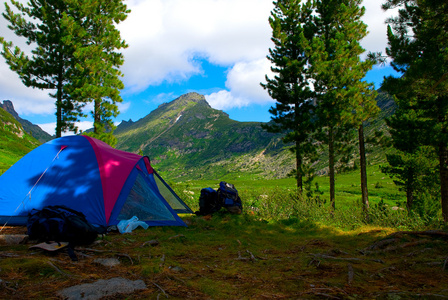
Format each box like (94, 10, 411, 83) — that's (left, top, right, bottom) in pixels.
(153, 170, 193, 214)
(109, 159, 188, 227)
(118, 173, 178, 222)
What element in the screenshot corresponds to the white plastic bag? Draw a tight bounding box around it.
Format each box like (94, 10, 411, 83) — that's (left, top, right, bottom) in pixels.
(117, 216, 149, 233)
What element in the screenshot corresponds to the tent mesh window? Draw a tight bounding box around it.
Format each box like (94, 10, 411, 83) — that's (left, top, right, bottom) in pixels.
(118, 174, 176, 221)
(153, 171, 193, 213)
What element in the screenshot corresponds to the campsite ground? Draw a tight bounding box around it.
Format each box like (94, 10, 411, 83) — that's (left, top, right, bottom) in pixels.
(1, 213, 448, 299)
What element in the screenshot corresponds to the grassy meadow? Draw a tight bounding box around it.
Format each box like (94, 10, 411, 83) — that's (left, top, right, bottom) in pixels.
(170, 164, 444, 231)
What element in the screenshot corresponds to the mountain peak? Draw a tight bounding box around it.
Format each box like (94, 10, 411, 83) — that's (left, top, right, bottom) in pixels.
(155, 92, 211, 113)
(173, 92, 210, 107)
(0, 100, 19, 119)
(0, 99, 53, 143)
(179, 92, 205, 102)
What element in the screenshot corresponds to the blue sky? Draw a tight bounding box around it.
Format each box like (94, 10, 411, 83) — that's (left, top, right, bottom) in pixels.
(0, 0, 399, 135)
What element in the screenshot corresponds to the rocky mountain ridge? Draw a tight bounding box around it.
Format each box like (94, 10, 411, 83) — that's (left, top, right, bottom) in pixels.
(0, 100, 53, 143)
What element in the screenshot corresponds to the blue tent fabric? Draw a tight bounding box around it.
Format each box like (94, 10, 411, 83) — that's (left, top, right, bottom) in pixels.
(0, 136, 189, 227)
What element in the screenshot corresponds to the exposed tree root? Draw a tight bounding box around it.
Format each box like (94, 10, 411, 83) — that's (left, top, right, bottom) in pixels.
(310, 253, 384, 264)
(360, 230, 448, 256)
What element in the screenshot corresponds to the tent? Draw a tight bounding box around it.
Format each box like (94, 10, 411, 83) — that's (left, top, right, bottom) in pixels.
(0, 135, 192, 227)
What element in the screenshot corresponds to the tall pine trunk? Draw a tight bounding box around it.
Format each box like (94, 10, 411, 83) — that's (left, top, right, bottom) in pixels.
(439, 144, 448, 222)
(358, 124, 369, 215)
(55, 67, 63, 138)
(329, 126, 335, 210)
(406, 184, 414, 211)
(93, 99, 101, 134)
(296, 141, 303, 192)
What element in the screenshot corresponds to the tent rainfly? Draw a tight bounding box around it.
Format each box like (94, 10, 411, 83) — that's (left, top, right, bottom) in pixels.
(0, 135, 192, 227)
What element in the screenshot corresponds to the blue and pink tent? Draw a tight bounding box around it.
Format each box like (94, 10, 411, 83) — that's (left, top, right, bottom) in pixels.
(0, 135, 192, 227)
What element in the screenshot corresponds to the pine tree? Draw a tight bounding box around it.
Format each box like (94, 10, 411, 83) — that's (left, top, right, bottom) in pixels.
(262, 0, 317, 192)
(0, 0, 129, 143)
(63, 0, 129, 146)
(381, 95, 438, 211)
(309, 0, 378, 210)
(382, 0, 448, 220)
(0, 0, 86, 137)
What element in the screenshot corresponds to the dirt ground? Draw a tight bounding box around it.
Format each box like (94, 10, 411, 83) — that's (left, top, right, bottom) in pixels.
(1, 221, 448, 299)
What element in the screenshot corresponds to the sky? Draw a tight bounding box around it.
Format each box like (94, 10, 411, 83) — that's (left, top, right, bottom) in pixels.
(0, 0, 399, 136)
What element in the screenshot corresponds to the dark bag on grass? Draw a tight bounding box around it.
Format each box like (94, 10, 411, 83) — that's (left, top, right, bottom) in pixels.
(195, 187, 221, 216)
(27, 205, 99, 260)
(217, 181, 242, 214)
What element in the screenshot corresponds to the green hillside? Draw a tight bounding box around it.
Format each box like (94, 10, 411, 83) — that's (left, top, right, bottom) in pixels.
(115, 93, 286, 181)
(114, 91, 396, 182)
(0, 107, 40, 174)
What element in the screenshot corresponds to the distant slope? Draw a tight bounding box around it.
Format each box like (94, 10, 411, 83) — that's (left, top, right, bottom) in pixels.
(0, 100, 53, 143)
(115, 92, 290, 180)
(115, 91, 396, 181)
(0, 107, 40, 174)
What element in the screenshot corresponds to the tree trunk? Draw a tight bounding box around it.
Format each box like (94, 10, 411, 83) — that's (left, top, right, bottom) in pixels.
(296, 141, 303, 193)
(55, 68, 63, 138)
(329, 126, 335, 210)
(358, 124, 369, 214)
(406, 184, 414, 212)
(94, 99, 101, 134)
(439, 143, 448, 222)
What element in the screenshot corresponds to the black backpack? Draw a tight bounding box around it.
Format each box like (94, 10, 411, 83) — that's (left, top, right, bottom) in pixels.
(195, 187, 222, 216)
(27, 205, 100, 260)
(217, 181, 242, 214)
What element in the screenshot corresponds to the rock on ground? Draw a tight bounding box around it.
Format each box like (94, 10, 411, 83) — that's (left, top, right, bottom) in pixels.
(0, 234, 28, 245)
(57, 277, 147, 300)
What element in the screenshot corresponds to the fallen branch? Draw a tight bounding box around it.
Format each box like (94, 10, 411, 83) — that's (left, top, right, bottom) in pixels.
(361, 239, 429, 255)
(236, 251, 249, 261)
(299, 239, 322, 252)
(385, 291, 448, 299)
(362, 238, 398, 251)
(246, 250, 257, 262)
(168, 234, 185, 240)
(443, 257, 448, 271)
(0, 280, 16, 292)
(47, 261, 70, 277)
(152, 281, 168, 298)
(302, 287, 348, 299)
(159, 254, 165, 268)
(0, 252, 19, 258)
(115, 253, 133, 265)
(310, 253, 384, 264)
(406, 248, 433, 257)
(75, 247, 114, 253)
(347, 264, 354, 286)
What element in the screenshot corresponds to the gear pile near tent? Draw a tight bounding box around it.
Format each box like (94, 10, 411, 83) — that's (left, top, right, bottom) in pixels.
(0, 135, 192, 227)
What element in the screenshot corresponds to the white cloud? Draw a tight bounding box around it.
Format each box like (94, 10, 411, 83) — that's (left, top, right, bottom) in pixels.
(361, 0, 398, 56)
(0, 61, 54, 116)
(119, 0, 274, 92)
(226, 59, 273, 103)
(205, 58, 274, 109)
(206, 90, 244, 110)
(37, 123, 56, 136)
(117, 101, 131, 114)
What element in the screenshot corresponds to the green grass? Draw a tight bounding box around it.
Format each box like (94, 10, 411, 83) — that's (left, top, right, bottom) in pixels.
(174, 164, 406, 210)
(171, 164, 444, 231)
